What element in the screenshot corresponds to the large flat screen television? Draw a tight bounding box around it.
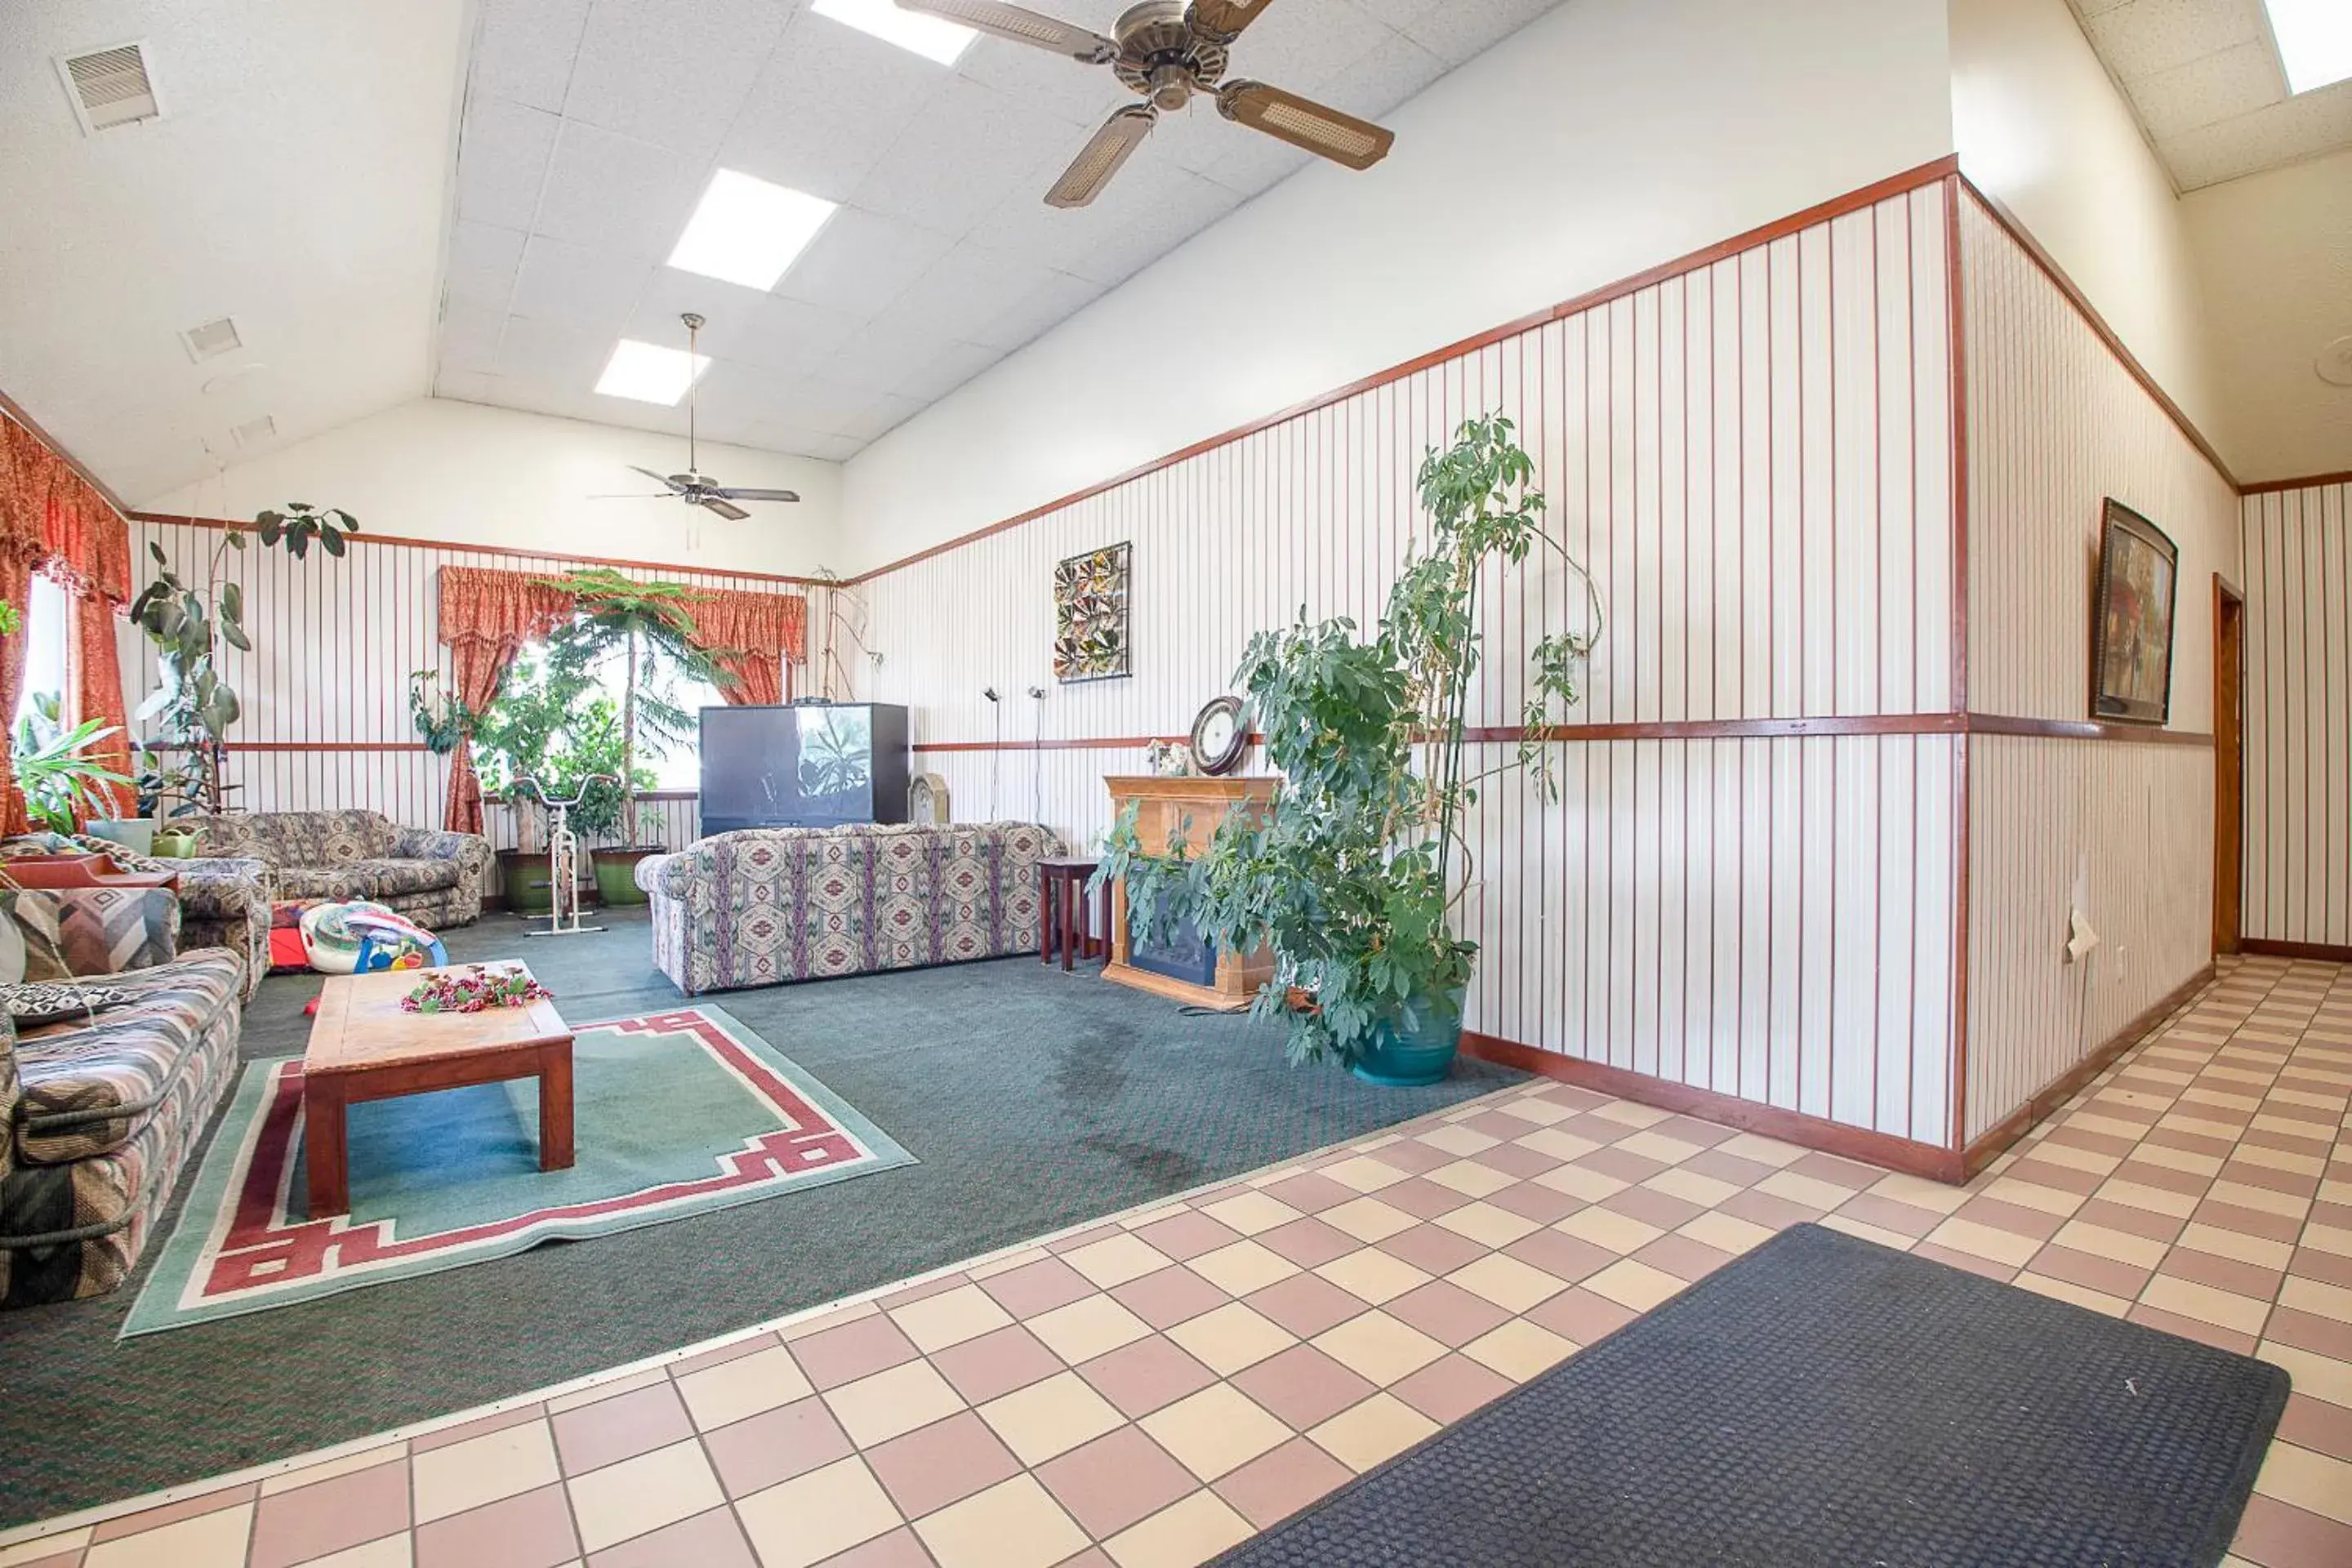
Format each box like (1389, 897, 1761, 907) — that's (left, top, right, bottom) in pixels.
(699, 702, 911, 833)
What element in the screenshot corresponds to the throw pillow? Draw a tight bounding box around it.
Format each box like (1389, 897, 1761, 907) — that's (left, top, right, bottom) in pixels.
(2, 886, 182, 981)
(2, 981, 132, 1022)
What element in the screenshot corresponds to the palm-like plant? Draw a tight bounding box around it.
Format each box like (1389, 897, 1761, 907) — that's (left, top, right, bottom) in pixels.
(534, 569, 737, 849)
(13, 693, 133, 835)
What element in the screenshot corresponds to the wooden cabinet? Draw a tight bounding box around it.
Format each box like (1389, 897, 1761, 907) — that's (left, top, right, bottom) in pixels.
(1102, 774, 1277, 1012)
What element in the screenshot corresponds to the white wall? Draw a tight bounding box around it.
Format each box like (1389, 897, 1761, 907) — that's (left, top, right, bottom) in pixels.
(138, 397, 844, 577)
(837, 0, 1955, 573)
(1949, 0, 2222, 453)
(2185, 147, 2352, 485)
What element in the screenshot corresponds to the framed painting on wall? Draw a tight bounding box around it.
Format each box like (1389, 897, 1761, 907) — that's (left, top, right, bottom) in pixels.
(2089, 499, 2179, 725)
(1054, 541, 1131, 684)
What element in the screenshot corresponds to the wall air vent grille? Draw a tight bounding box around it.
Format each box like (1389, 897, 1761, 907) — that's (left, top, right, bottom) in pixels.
(60, 43, 160, 133)
(181, 317, 241, 362)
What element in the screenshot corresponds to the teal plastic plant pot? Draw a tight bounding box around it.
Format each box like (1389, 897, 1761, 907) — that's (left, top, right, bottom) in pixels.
(1352, 989, 1466, 1088)
(85, 818, 157, 856)
(592, 848, 657, 907)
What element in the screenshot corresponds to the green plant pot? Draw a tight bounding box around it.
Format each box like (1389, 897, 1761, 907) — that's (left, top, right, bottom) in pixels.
(498, 850, 556, 915)
(1352, 990, 1465, 1087)
(592, 847, 658, 908)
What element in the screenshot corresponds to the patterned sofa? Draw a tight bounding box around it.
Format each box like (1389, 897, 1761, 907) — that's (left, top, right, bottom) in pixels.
(0, 947, 244, 1305)
(181, 808, 492, 928)
(638, 822, 1060, 996)
(2, 832, 270, 1000)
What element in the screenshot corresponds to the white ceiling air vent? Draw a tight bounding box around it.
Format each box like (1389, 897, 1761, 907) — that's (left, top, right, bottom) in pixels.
(58, 42, 161, 134)
(180, 316, 241, 363)
(230, 415, 276, 448)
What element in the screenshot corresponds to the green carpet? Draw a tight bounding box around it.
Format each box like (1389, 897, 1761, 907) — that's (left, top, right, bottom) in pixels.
(0, 912, 1518, 1525)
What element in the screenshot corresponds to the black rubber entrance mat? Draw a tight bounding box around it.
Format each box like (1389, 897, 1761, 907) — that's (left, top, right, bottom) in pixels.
(1214, 1223, 2287, 1568)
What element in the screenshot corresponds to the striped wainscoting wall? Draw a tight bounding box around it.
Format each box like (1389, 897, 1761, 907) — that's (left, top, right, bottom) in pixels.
(843, 168, 1967, 1162)
(2242, 476, 2352, 954)
(114, 519, 808, 852)
(1953, 191, 2243, 1149)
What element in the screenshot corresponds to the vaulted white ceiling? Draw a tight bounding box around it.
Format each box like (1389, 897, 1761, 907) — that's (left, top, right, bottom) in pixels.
(2070, 0, 2352, 189)
(435, 0, 1567, 462)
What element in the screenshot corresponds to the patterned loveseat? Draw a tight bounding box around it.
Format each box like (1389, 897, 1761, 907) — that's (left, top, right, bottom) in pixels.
(181, 808, 492, 928)
(2, 832, 270, 998)
(638, 822, 1060, 996)
(0, 947, 244, 1305)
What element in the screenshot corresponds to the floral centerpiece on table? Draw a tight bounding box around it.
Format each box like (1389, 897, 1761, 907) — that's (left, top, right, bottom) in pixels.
(401, 964, 553, 1014)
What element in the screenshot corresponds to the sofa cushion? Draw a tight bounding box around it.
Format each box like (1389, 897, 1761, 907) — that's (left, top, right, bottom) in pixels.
(189, 809, 398, 866)
(4, 982, 133, 1022)
(274, 858, 463, 902)
(11, 948, 243, 1165)
(4, 886, 181, 982)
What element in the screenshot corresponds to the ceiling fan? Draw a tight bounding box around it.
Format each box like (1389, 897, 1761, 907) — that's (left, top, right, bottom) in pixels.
(598, 313, 800, 521)
(895, 0, 1397, 207)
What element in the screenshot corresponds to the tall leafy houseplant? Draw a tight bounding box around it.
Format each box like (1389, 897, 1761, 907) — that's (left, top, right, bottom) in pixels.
(1099, 416, 1603, 1082)
(129, 504, 359, 813)
(12, 694, 132, 834)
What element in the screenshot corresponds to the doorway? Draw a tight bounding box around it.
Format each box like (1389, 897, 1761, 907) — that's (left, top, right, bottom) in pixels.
(2212, 575, 2246, 956)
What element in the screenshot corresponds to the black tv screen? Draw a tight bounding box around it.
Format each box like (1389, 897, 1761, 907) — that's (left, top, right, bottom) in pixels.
(699, 703, 911, 833)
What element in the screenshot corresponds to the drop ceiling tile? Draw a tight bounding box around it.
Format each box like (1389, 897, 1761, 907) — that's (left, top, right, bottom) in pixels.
(531, 119, 702, 256)
(1060, 165, 1249, 287)
(719, 13, 947, 204)
(439, 302, 507, 376)
(803, 432, 866, 462)
(955, 33, 1134, 129)
(2157, 79, 2352, 188)
(754, 375, 882, 433)
(880, 243, 1058, 342)
(1404, 0, 1561, 66)
(562, 0, 786, 159)
(833, 391, 930, 443)
(472, 0, 594, 114)
(852, 76, 1096, 237)
(455, 97, 561, 229)
(1317, 27, 1450, 118)
(771, 206, 958, 318)
(435, 370, 499, 403)
(889, 339, 1008, 403)
(733, 417, 845, 459)
(510, 234, 655, 332)
(445, 220, 528, 313)
(495, 311, 611, 384)
(1214, 0, 1399, 100)
(971, 268, 1109, 351)
(815, 319, 962, 394)
(1350, 0, 1446, 29)
(1200, 132, 1312, 199)
(2127, 38, 2285, 138)
(2078, 0, 2262, 82)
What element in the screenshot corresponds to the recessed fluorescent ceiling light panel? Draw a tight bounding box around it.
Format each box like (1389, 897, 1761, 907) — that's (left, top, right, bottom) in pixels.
(810, 0, 976, 65)
(595, 340, 709, 405)
(2265, 0, 2352, 93)
(667, 171, 839, 291)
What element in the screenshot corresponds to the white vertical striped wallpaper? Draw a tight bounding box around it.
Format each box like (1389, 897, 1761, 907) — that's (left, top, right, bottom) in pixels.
(1954, 193, 2242, 1143)
(2243, 479, 2352, 950)
(844, 184, 1964, 1150)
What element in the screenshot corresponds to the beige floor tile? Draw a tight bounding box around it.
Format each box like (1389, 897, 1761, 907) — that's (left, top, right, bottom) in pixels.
(1321, 1155, 1410, 1193)
(1434, 1201, 1541, 1247)
(1555, 1205, 1665, 1255)
(2074, 1111, 2163, 1139)
(1715, 1131, 1806, 1166)
(1862, 1173, 1972, 1213)
(1978, 1177, 2085, 1218)
(258, 1442, 406, 1496)
(824, 1360, 967, 1448)
(1643, 1167, 1741, 1208)
(1583, 1259, 1686, 1313)
(977, 1371, 1127, 1465)
(568, 1439, 724, 1552)
(2026, 1141, 2123, 1177)
(1460, 1320, 1577, 1380)
(1447, 1253, 1570, 1312)
(915, 1476, 1089, 1568)
(83, 1506, 253, 1568)
(1320, 1196, 1415, 1243)
(2013, 1272, 2130, 1316)
(1753, 1169, 1856, 1212)
(1491, 1092, 1576, 1126)
(2127, 1143, 2225, 1178)
(2176, 1223, 2295, 1271)
(2096, 1180, 2200, 1219)
(412, 1419, 560, 1523)
(2052, 1219, 2169, 1269)
(737, 1457, 902, 1568)
(1588, 1101, 1673, 1129)
(2234, 1143, 2326, 1177)
(1514, 1127, 1603, 1163)
(1311, 1311, 1447, 1385)
(1027, 1294, 1154, 1365)
(1199, 1192, 1300, 1236)
(1678, 1210, 1776, 1254)
(1102, 1490, 1254, 1568)
(295, 1535, 411, 1568)
(1188, 1240, 1301, 1296)
(2138, 1275, 2271, 1337)
(679, 1344, 817, 1431)
(1815, 1214, 1918, 1251)
(1141, 1385, 1292, 1481)
(1167, 1303, 1296, 1375)
(1310, 1392, 1442, 1472)
(891, 1282, 1018, 1352)
(1534, 1164, 1631, 1201)
(1316, 1248, 1432, 1306)
(2254, 1441, 2352, 1524)
(1066, 1232, 1175, 1290)
(1, 1530, 91, 1568)
(2304, 1223, 2352, 1259)
(1426, 1160, 1518, 1199)
(2279, 1275, 2352, 1323)
(1418, 1124, 1500, 1156)
(1612, 1131, 1704, 1167)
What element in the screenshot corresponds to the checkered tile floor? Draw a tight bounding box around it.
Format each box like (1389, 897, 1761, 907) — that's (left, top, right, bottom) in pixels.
(3, 956, 2345, 1568)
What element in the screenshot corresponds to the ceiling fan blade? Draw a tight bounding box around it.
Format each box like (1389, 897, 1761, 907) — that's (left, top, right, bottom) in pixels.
(708, 487, 802, 504)
(588, 492, 680, 501)
(629, 465, 689, 492)
(1045, 105, 1156, 209)
(894, 0, 1116, 61)
(1187, 0, 1278, 41)
(697, 497, 752, 522)
(1216, 80, 1394, 171)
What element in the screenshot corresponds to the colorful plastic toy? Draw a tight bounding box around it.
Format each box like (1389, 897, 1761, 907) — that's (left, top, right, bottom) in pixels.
(298, 902, 448, 975)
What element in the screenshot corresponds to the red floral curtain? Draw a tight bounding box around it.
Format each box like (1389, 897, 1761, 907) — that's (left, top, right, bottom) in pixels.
(675, 586, 804, 708)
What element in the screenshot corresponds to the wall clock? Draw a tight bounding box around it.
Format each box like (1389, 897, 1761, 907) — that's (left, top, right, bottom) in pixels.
(1188, 696, 1248, 777)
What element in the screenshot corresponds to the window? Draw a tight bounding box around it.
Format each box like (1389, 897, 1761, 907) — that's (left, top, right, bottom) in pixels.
(12, 573, 74, 737)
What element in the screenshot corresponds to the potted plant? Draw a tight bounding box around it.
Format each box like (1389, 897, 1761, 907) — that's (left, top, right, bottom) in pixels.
(466, 653, 590, 911)
(1098, 415, 1603, 1085)
(11, 693, 134, 836)
(534, 568, 735, 906)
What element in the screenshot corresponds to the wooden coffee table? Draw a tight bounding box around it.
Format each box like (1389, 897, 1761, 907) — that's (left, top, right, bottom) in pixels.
(303, 962, 574, 1219)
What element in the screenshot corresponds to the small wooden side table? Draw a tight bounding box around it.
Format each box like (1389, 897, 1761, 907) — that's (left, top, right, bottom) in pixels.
(1039, 857, 1111, 973)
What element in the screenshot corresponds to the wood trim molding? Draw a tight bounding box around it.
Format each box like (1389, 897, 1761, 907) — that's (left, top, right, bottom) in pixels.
(131, 510, 831, 589)
(1459, 1030, 1967, 1183)
(1945, 172, 1975, 1159)
(2240, 938, 2352, 962)
(2240, 470, 2352, 497)
(849, 155, 1966, 586)
(1964, 715, 2216, 746)
(1958, 964, 2216, 1178)
(0, 395, 134, 518)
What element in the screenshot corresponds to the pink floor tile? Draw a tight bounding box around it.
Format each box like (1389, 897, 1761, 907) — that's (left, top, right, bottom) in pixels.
(1526, 1286, 1638, 1345)
(1390, 1353, 1516, 1423)
(1504, 1227, 1617, 1287)
(586, 1506, 758, 1568)
(815, 1527, 939, 1567)
(866, 1410, 1024, 1518)
(1654, 1116, 1739, 1149)
(1951, 1196, 2065, 1245)
(2122, 1303, 2259, 1356)
(1077, 1334, 1219, 1418)
(790, 1314, 925, 1390)
(1485, 1182, 1588, 1225)
(1035, 1426, 1199, 1538)
(250, 1461, 410, 1568)
(1246, 1272, 1374, 1338)
(2278, 1392, 2352, 1462)
(1680, 1149, 1777, 1187)
(2231, 1494, 2352, 1568)
(1598, 1185, 1705, 1232)
(1720, 1188, 1826, 1229)
(2192, 1198, 2307, 1245)
(977, 1257, 1101, 1319)
(1379, 1223, 1491, 1276)
(1376, 1177, 1475, 1220)
(2026, 1244, 2152, 1299)
(1469, 1141, 1563, 1179)
(2154, 1246, 2284, 1302)
(1231, 1343, 1379, 1429)
(1110, 1264, 1232, 1330)
(1576, 1147, 1670, 1185)
(1133, 1209, 1246, 1261)
(554, 1382, 696, 1476)
(1257, 1172, 1359, 1215)
(2074, 1197, 2185, 1244)
(2293, 1248, 2352, 1289)
(1256, 1217, 1360, 1269)
(1383, 1280, 1513, 1348)
(931, 1324, 1067, 1404)
(2262, 1306, 2352, 1361)
(702, 1395, 856, 1499)
(1369, 1140, 1454, 1176)
(2000, 1156, 2102, 1196)
(89, 1483, 256, 1543)
(1830, 1193, 1945, 1237)
(1784, 1151, 1882, 1190)
(414, 1484, 579, 1568)
(1214, 1436, 1354, 1529)
(1632, 1232, 1735, 1284)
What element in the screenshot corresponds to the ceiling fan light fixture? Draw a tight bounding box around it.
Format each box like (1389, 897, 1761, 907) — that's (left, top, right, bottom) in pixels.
(668, 170, 840, 292)
(2263, 0, 2352, 93)
(811, 0, 977, 64)
(595, 340, 710, 405)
